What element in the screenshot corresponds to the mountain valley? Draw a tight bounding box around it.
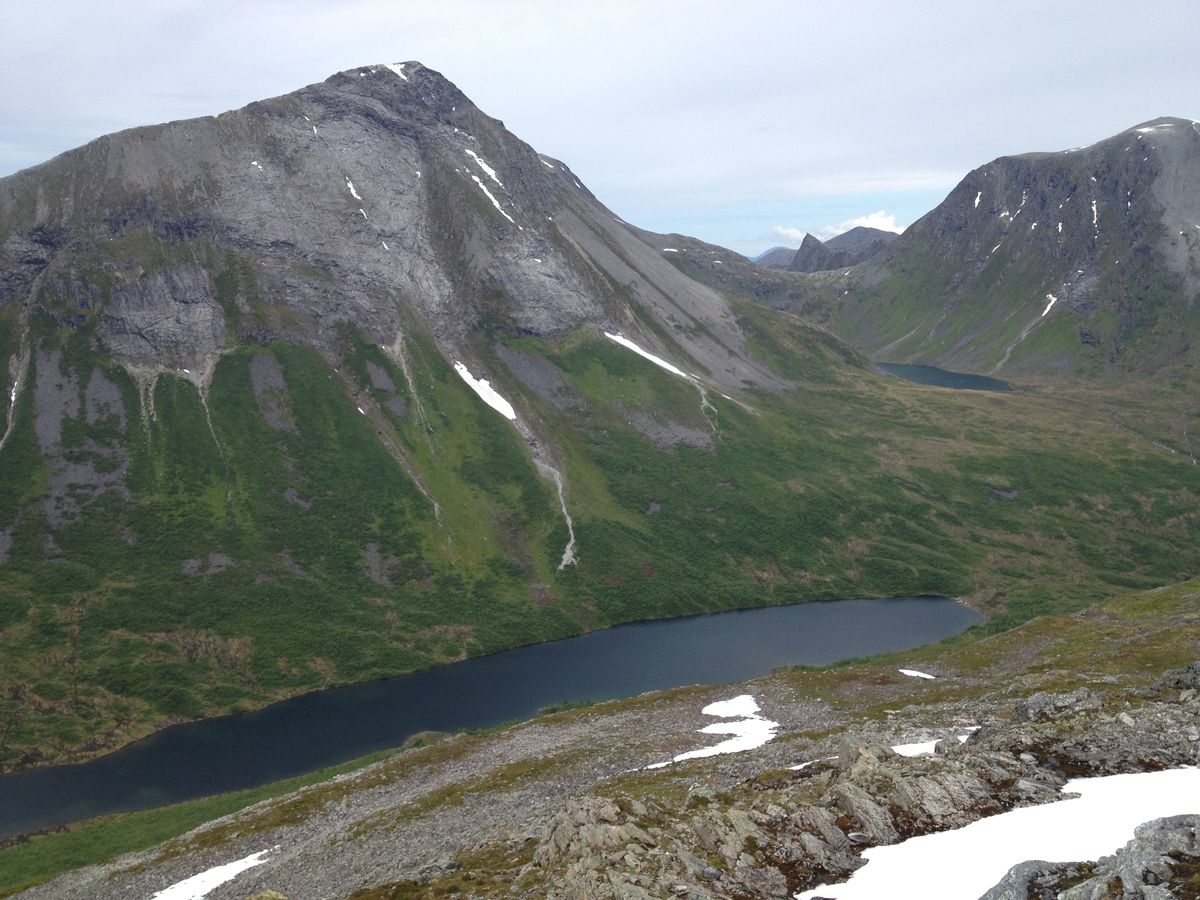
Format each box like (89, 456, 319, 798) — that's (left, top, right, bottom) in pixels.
(0, 62, 1198, 899)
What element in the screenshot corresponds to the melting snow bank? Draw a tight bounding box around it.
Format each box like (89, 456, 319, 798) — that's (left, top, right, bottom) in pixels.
(604, 332, 690, 379)
(453, 362, 517, 420)
(891, 733, 971, 757)
(152, 846, 277, 899)
(646, 695, 778, 769)
(898, 668, 936, 680)
(795, 767, 1200, 900)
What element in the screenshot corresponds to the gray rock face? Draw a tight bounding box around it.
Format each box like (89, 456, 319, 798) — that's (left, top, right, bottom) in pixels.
(981, 815, 1200, 900)
(249, 353, 295, 432)
(99, 264, 226, 371)
(30, 349, 128, 528)
(1014, 688, 1103, 722)
(788, 228, 895, 273)
(0, 61, 776, 396)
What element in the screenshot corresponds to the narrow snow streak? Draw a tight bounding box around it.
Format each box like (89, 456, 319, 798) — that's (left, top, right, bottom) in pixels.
(974, 191, 981, 209)
(603, 332, 688, 378)
(1042, 293, 1058, 316)
(795, 767, 1200, 900)
(152, 847, 277, 900)
(604, 332, 720, 433)
(346, 179, 362, 201)
(464, 149, 503, 187)
(470, 175, 515, 223)
(898, 668, 935, 680)
(453, 362, 516, 420)
(540, 159, 556, 169)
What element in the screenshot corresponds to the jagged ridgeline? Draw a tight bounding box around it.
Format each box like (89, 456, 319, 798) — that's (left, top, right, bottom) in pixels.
(0, 63, 1197, 771)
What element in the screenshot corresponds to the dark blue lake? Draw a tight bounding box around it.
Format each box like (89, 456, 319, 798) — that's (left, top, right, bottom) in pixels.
(878, 363, 1012, 392)
(0, 596, 981, 837)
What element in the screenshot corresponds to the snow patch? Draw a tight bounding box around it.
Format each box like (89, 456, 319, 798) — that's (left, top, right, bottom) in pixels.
(453, 362, 517, 420)
(152, 847, 277, 900)
(662, 248, 679, 253)
(382, 241, 389, 250)
(891, 734, 970, 757)
(359, 208, 367, 219)
(464, 149, 503, 187)
(650, 695, 779, 768)
(974, 191, 981, 209)
(346, 179, 362, 201)
(898, 669, 935, 680)
(383, 63, 408, 81)
(250, 161, 263, 172)
(1092, 199, 1098, 227)
(540, 159, 556, 169)
(470, 175, 515, 224)
(357, 407, 365, 415)
(603, 332, 689, 379)
(1042, 293, 1058, 316)
(795, 767, 1200, 900)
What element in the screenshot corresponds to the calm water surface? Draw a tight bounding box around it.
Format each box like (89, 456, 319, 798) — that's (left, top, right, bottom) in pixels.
(0, 596, 981, 837)
(878, 363, 1012, 392)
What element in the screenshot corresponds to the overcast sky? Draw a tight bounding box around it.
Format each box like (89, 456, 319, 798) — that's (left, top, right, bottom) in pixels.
(3, 1, 1197, 255)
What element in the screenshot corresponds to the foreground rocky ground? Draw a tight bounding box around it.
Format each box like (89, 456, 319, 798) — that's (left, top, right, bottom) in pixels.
(14, 583, 1200, 899)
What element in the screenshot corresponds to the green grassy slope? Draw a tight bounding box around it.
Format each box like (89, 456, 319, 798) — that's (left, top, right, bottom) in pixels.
(0, 304, 1197, 772)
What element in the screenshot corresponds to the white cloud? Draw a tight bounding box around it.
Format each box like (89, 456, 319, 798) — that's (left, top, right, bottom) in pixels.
(772, 211, 905, 247)
(817, 210, 905, 240)
(771, 226, 809, 246)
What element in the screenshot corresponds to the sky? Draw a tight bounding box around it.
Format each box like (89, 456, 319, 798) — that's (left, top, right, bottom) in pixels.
(2, 1, 1198, 256)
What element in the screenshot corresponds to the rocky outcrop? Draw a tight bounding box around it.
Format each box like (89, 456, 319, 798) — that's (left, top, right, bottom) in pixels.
(982, 815, 1200, 900)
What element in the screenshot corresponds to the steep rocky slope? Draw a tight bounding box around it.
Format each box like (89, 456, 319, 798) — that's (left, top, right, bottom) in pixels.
(820, 118, 1200, 376)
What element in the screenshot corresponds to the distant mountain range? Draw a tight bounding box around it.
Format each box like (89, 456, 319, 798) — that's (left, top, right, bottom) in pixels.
(798, 118, 1200, 376)
(753, 226, 898, 272)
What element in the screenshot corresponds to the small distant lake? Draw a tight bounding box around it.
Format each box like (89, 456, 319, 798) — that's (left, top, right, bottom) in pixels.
(0, 596, 981, 838)
(878, 363, 1012, 392)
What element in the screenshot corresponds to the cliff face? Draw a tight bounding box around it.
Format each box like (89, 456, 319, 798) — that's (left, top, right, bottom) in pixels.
(0, 62, 776, 387)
